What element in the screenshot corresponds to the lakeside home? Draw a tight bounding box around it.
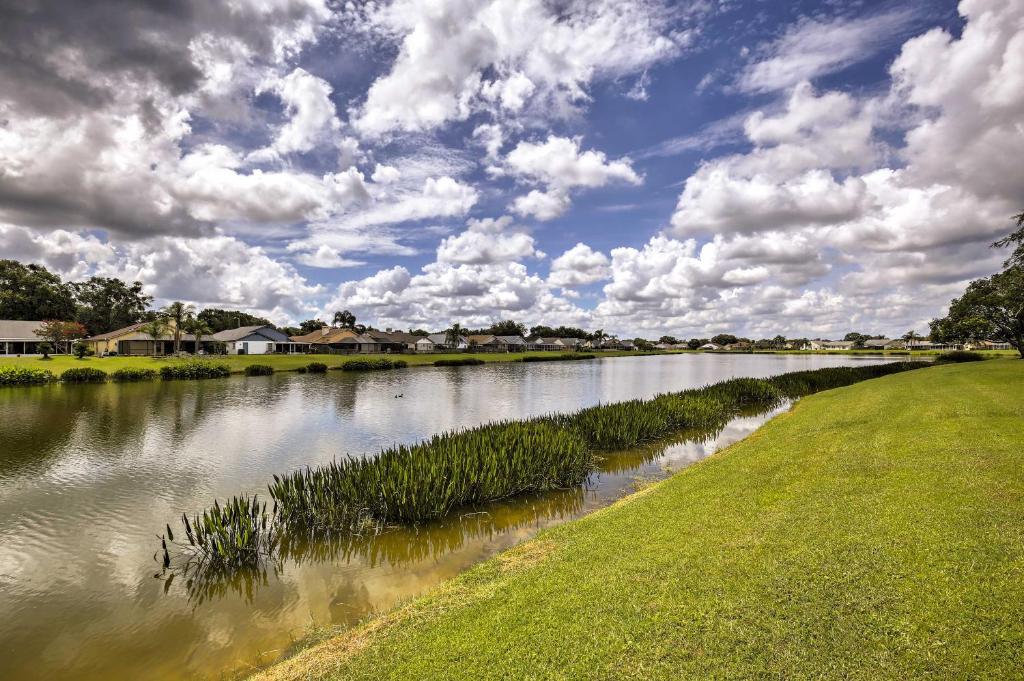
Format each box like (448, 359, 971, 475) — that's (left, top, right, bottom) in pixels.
(0, 320, 49, 355)
(212, 325, 307, 354)
(467, 334, 529, 352)
(84, 321, 198, 356)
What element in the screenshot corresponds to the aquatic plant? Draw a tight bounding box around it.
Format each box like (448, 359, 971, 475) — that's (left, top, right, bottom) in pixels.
(111, 367, 158, 382)
(0, 366, 54, 386)
(934, 350, 985, 364)
(521, 353, 596, 362)
(434, 358, 486, 367)
(305, 362, 328, 373)
(159, 361, 231, 380)
(166, 495, 277, 572)
(59, 367, 108, 383)
(244, 364, 274, 376)
(338, 358, 408, 371)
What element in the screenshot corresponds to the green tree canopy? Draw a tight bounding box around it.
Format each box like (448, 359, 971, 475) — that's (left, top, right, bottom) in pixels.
(658, 335, 680, 345)
(930, 265, 1024, 357)
(710, 334, 738, 346)
(297, 319, 326, 335)
(71, 277, 152, 335)
(332, 310, 356, 328)
(0, 260, 76, 321)
(197, 308, 271, 333)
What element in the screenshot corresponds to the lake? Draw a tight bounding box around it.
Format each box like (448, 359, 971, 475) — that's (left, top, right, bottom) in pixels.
(0, 353, 908, 680)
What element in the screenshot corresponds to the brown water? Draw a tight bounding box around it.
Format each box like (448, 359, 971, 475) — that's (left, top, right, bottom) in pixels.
(0, 354, 904, 680)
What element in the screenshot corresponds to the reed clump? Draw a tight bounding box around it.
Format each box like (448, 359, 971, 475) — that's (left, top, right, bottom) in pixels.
(159, 361, 231, 380)
(244, 364, 274, 376)
(305, 362, 328, 373)
(434, 358, 486, 367)
(0, 366, 54, 385)
(934, 350, 985, 364)
(59, 367, 108, 383)
(166, 495, 277, 572)
(522, 353, 596, 362)
(111, 367, 158, 382)
(338, 358, 407, 371)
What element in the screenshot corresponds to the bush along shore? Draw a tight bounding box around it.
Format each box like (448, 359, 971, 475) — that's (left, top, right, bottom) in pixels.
(160, 361, 926, 574)
(521, 353, 596, 362)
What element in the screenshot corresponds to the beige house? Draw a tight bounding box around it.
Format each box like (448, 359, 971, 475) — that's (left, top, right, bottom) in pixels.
(84, 320, 196, 356)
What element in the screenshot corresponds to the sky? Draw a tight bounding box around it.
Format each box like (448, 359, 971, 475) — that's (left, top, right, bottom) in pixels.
(1, 0, 1021, 338)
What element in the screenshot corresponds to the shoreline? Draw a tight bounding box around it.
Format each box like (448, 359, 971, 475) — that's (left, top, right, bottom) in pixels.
(251, 359, 1023, 680)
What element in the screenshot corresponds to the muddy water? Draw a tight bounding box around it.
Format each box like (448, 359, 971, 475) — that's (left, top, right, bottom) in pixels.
(0, 354, 902, 679)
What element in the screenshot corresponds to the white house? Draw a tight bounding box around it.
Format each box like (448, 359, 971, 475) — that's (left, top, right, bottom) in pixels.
(211, 325, 302, 355)
(699, 342, 722, 351)
(0, 320, 48, 355)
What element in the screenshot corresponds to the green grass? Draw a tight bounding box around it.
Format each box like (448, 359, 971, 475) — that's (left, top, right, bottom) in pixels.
(0, 350, 655, 378)
(256, 359, 1024, 680)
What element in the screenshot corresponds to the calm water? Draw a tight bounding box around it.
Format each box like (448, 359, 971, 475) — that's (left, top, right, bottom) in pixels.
(0, 354, 904, 680)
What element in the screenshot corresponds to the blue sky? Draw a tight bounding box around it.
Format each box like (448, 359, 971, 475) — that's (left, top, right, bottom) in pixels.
(1, 0, 1020, 338)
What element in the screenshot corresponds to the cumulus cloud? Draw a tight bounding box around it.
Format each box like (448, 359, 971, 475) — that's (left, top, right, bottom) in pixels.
(353, 0, 687, 136)
(436, 216, 541, 264)
(548, 243, 611, 287)
(257, 67, 342, 157)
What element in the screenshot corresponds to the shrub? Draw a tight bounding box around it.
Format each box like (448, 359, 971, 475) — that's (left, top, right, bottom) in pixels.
(72, 341, 94, 359)
(434, 358, 485, 367)
(521, 353, 596, 362)
(0, 366, 55, 386)
(159, 361, 231, 380)
(339, 358, 407, 371)
(244, 364, 274, 376)
(934, 350, 986, 364)
(305, 362, 328, 373)
(37, 342, 54, 359)
(60, 367, 108, 383)
(111, 367, 158, 382)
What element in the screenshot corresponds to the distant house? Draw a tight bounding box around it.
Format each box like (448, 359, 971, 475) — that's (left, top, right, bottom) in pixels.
(427, 333, 469, 351)
(468, 334, 527, 352)
(212, 325, 302, 354)
(724, 341, 751, 351)
(0, 320, 50, 355)
(526, 337, 563, 351)
(558, 338, 584, 350)
(699, 342, 722, 351)
(289, 327, 380, 354)
(414, 336, 438, 353)
(85, 321, 196, 356)
(862, 338, 905, 350)
(365, 330, 420, 352)
(968, 340, 1012, 350)
(808, 340, 855, 350)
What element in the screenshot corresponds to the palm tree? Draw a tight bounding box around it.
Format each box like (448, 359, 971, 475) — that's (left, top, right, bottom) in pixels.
(333, 309, 356, 328)
(902, 329, 921, 350)
(445, 323, 464, 349)
(162, 301, 195, 355)
(592, 328, 607, 349)
(185, 318, 212, 355)
(139, 318, 169, 356)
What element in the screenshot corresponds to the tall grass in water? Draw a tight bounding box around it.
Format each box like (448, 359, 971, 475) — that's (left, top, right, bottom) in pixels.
(434, 358, 486, 367)
(0, 366, 54, 385)
(111, 367, 158, 382)
(167, 360, 926, 573)
(60, 367, 108, 383)
(270, 420, 590, 531)
(160, 361, 230, 380)
(338, 358, 407, 371)
(162, 495, 277, 572)
(244, 364, 274, 376)
(521, 353, 596, 362)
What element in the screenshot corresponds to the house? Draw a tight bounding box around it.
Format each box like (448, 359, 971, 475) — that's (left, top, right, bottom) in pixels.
(558, 338, 584, 350)
(365, 330, 420, 352)
(427, 333, 469, 351)
(290, 327, 381, 354)
(862, 338, 905, 350)
(212, 325, 303, 354)
(84, 321, 197, 356)
(808, 340, 855, 350)
(968, 340, 1012, 350)
(468, 335, 527, 352)
(0, 320, 50, 355)
(699, 342, 722, 351)
(414, 336, 438, 352)
(724, 341, 751, 351)
(526, 337, 563, 351)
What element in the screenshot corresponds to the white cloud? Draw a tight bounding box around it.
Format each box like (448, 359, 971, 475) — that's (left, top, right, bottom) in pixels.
(354, 0, 685, 136)
(436, 216, 541, 264)
(738, 8, 921, 93)
(263, 67, 342, 156)
(510, 188, 571, 221)
(548, 243, 610, 287)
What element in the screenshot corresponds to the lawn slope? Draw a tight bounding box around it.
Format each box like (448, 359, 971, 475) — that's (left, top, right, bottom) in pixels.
(257, 360, 1024, 680)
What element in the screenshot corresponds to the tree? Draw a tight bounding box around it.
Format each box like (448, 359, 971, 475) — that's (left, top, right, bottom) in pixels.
(197, 308, 271, 333)
(72, 341, 92, 359)
(298, 319, 326, 335)
(992, 211, 1024, 267)
(34, 320, 87, 354)
(445, 323, 464, 347)
(408, 328, 431, 337)
(710, 333, 738, 346)
(930, 265, 1024, 358)
(901, 330, 922, 348)
(161, 302, 195, 354)
(71, 277, 152, 335)
(139, 318, 169, 355)
(771, 335, 787, 349)
(486, 319, 527, 337)
(633, 338, 655, 351)
(37, 342, 53, 359)
(0, 260, 76, 321)
(659, 336, 679, 345)
(185, 318, 213, 354)
(333, 310, 356, 328)
(592, 328, 607, 347)
(687, 338, 708, 350)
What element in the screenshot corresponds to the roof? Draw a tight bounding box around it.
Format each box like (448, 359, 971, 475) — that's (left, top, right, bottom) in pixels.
(468, 334, 496, 344)
(84, 321, 197, 342)
(559, 337, 583, 346)
(84, 321, 147, 341)
(365, 330, 420, 343)
(291, 327, 373, 344)
(0, 319, 46, 340)
(212, 325, 289, 342)
(427, 333, 468, 345)
(863, 338, 897, 347)
(494, 335, 527, 345)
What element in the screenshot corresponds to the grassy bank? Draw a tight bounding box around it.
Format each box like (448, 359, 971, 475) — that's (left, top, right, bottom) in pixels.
(257, 359, 1024, 680)
(0, 350, 652, 378)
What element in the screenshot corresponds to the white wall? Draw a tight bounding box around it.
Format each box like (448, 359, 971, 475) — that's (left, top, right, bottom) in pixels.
(230, 340, 275, 355)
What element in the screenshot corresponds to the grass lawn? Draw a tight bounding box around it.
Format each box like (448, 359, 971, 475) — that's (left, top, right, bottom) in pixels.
(257, 359, 1024, 680)
(0, 349, 655, 377)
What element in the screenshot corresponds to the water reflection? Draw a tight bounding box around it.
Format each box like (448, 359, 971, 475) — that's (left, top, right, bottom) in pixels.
(0, 354, 901, 681)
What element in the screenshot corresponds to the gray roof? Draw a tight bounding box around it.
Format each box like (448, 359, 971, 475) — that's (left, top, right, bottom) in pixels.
(427, 333, 468, 345)
(212, 325, 290, 342)
(0, 320, 46, 340)
(863, 338, 896, 347)
(494, 335, 527, 345)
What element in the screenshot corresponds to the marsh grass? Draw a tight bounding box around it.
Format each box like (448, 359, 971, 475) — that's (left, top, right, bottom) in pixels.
(59, 367, 108, 383)
(434, 358, 486, 367)
(521, 353, 596, 362)
(245, 364, 274, 376)
(164, 495, 278, 573)
(0, 366, 54, 385)
(159, 361, 231, 380)
(166, 361, 926, 576)
(111, 367, 158, 382)
(338, 358, 408, 371)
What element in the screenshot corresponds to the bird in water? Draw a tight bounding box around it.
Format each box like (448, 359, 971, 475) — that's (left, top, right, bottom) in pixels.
(394, 393, 404, 398)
